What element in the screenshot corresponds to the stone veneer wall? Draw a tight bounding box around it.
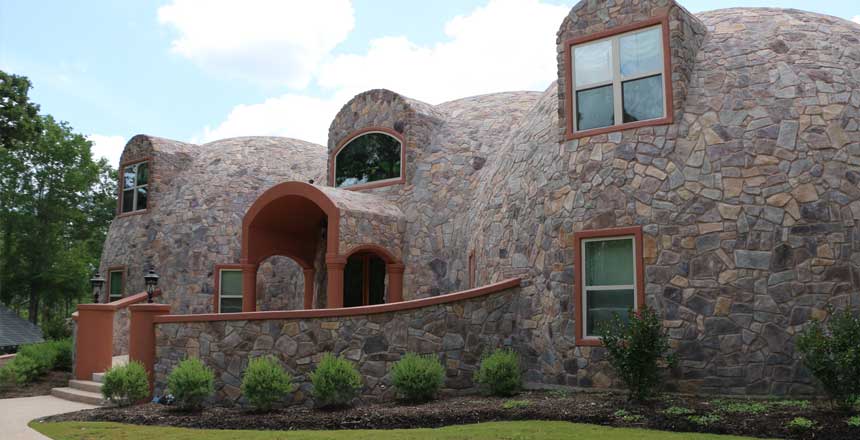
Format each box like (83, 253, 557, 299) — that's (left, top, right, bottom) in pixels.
(153, 285, 523, 404)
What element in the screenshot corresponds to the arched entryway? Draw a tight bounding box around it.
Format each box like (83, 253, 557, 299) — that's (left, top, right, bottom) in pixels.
(343, 245, 404, 306)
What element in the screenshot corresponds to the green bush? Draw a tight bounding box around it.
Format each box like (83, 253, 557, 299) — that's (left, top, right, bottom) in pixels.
(847, 415, 860, 428)
(17, 342, 57, 374)
(6, 355, 41, 384)
(390, 353, 445, 402)
(786, 417, 815, 430)
(241, 356, 294, 411)
(102, 361, 149, 406)
(309, 353, 362, 408)
(474, 348, 521, 397)
(44, 339, 73, 371)
(797, 308, 860, 409)
(41, 316, 72, 340)
(167, 358, 214, 411)
(598, 307, 675, 402)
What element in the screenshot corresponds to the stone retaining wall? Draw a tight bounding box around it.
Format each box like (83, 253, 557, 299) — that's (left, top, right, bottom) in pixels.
(153, 284, 524, 404)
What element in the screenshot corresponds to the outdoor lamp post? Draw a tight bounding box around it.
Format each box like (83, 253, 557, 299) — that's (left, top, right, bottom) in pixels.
(90, 271, 105, 303)
(144, 269, 159, 303)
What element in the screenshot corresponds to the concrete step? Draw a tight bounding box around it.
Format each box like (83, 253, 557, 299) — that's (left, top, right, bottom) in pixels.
(92, 372, 105, 383)
(112, 355, 128, 367)
(69, 379, 103, 393)
(51, 387, 104, 405)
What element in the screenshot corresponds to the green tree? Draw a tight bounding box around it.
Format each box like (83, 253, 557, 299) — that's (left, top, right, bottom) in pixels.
(0, 70, 116, 324)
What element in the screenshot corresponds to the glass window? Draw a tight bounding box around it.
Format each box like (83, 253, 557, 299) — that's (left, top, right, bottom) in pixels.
(570, 24, 665, 133)
(219, 270, 243, 313)
(582, 237, 636, 336)
(109, 270, 123, 301)
(120, 161, 149, 213)
(335, 132, 401, 188)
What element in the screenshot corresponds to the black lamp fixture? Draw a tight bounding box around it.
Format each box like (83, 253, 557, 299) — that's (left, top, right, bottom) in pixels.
(144, 269, 160, 303)
(90, 271, 106, 303)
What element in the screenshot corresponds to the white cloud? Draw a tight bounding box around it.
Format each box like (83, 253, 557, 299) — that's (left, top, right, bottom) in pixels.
(199, 0, 570, 145)
(87, 134, 126, 168)
(157, 0, 354, 87)
(852, 15, 860, 24)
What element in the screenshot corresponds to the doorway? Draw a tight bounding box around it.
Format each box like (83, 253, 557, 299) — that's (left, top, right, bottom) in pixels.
(343, 253, 386, 307)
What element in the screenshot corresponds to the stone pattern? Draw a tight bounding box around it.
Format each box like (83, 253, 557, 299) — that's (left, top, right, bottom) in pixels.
(256, 256, 304, 311)
(112, 307, 130, 355)
(153, 286, 523, 404)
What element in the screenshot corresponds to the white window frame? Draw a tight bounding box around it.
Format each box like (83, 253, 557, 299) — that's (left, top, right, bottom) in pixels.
(570, 24, 666, 133)
(333, 131, 403, 189)
(121, 161, 148, 213)
(108, 270, 124, 301)
(218, 269, 243, 313)
(580, 235, 638, 339)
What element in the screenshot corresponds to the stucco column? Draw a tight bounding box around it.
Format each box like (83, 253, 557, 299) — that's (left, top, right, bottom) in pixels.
(74, 305, 114, 380)
(129, 303, 170, 398)
(241, 263, 258, 312)
(387, 263, 405, 303)
(302, 268, 315, 309)
(325, 254, 346, 308)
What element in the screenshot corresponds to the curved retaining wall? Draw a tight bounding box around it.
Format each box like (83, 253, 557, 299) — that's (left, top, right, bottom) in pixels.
(153, 278, 523, 403)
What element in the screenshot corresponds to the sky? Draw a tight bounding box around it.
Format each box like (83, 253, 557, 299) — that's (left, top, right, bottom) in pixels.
(1, 0, 858, 168)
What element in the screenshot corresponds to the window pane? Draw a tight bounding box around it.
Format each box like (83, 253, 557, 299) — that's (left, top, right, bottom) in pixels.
(586, 289, 635, 336)
(220, 297, 243, 313)
(121, 189, 134, 213)
(619, 27, 662, 77)
(335, 133, 401, 188)
(136, 187, 148, 210)
(343, 256, 364, 307)
(109, 271, 123, 298)
(123, 166, 136, 189)
(220, 270, 242, 297)
(584, 238, 634, 286)
(576, 85, 614, 131)
(368, 256, 386, 306)
(136, 162, 149, 185)
(622, 74, 663, 123)
(573, 39, 612, 87)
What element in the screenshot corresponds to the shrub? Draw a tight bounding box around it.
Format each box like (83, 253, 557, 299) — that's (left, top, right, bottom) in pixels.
(613, 409, 643, 423)
(847, 415, 860, 428)
(41, 316, 72, 340)
(711, 399, 768, 415)
(390, 353, 445, 402)
(0, 364, 18, 388)
(166, 358, 214, 411)
(786, 417, 815, 430)
(474, 348, 521, 397)
(797, 308, 860, 409)
(241, 356, 294, 411)
(44, 338, 73, 371)
(309, 353, 362, 408)
(6, 355, 41, 384)
(17, 342, 57, 374)
(102, 361, 149, 406)
(598, 307, 675, 402)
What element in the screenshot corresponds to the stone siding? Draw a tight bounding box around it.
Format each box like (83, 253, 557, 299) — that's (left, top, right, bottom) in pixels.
(154, 286, 524, 404)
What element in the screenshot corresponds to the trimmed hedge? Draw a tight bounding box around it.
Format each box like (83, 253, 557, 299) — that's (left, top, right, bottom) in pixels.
(310, 353, 362, 408)
(102, 361, 150, 406)
(391, 353, 445, 402)
(167, 358, 215, 411)
(241, 356, 294, 411)
(475, 348, 521, 397)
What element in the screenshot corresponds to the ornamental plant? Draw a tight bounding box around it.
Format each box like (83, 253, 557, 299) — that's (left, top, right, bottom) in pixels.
(309, 353, 362, 408)
(390, 353, 445, 402)
(102, 361, 149, 406)
(166, 358, 215, 411)
(241, 356, 294, 411)
(598, 306, 675, 402)
(796, 308, 860, 409)
(474, 348, 521, 397)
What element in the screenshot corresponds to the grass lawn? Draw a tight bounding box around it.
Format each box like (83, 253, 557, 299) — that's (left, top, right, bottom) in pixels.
(31, 420, 762, 439)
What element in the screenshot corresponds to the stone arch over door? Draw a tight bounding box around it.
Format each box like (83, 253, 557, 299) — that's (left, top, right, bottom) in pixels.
(343, 244, 405, 304)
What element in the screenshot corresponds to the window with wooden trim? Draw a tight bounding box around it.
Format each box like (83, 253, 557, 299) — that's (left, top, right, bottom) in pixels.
(121, 161, 149, 213)
(580, 236, 638, 337)
(334, 132, 402, 188)
(108, 270, 124, 301)
(218, 269, 243, 313)
(343, 253, 386, 307)
(570, 24, 666, 133)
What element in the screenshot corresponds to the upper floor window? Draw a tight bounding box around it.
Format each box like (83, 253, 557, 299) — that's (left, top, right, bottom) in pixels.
(121, 161, 148, 213)
(568, 22, 669, 136)
(334, 132, 402, 189)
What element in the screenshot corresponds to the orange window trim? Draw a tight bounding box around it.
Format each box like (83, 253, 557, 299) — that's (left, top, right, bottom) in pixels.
(562, 14, 674, 141)
(328, 126, 406, 191)
(572, 226, 645, 346)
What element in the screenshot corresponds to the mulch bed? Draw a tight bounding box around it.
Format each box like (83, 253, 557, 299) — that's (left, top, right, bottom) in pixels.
(0, 370, 71, 399)
(42, 391, 858, 439)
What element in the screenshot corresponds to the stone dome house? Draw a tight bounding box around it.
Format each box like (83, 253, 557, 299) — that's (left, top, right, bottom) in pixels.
(83, 0, 859, 401)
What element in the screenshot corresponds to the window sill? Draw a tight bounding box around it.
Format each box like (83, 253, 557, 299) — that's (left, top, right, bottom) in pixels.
(336, 177, 405, 192)
(565, 115, 672, 141)
(575, 337, 602, 347)
(116, 209, 148, 219)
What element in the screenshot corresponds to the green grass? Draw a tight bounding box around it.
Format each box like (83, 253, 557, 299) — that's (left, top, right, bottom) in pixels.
(30, 421, 762, 440)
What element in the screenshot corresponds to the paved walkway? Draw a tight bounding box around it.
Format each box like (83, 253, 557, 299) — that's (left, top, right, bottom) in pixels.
(0, 395, 95, 439)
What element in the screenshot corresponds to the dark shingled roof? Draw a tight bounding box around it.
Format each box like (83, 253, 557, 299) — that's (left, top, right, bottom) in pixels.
(0, 304, 44, 348)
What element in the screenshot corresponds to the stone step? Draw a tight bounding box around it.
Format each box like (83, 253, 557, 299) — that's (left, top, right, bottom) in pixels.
(69, 379, 103, 393)
(112, 355, 128, 367)
(51, 387, 104, 405)
(92, 372, 105, 383)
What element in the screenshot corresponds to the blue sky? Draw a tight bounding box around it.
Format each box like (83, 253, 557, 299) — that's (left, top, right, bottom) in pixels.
(1, 0, 858, 167)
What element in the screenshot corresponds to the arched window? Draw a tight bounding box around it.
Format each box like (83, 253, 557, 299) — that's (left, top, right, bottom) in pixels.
(334, 132, 402, 188)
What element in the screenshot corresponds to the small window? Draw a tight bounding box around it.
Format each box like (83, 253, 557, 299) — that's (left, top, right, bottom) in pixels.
(218, 270, 243, 313)
(334, 132, 402, 188)
(571, 25, 665, 133)
(108, 270, 124, 301)
(121, 161, 148, 213)
(581, 236, 637, 337)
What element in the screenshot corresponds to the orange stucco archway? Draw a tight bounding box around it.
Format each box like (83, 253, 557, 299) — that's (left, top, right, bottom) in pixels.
(241, 182, 342, 311)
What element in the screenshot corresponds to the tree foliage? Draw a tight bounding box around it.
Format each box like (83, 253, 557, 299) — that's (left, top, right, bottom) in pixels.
(0, 70, 116, 325)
